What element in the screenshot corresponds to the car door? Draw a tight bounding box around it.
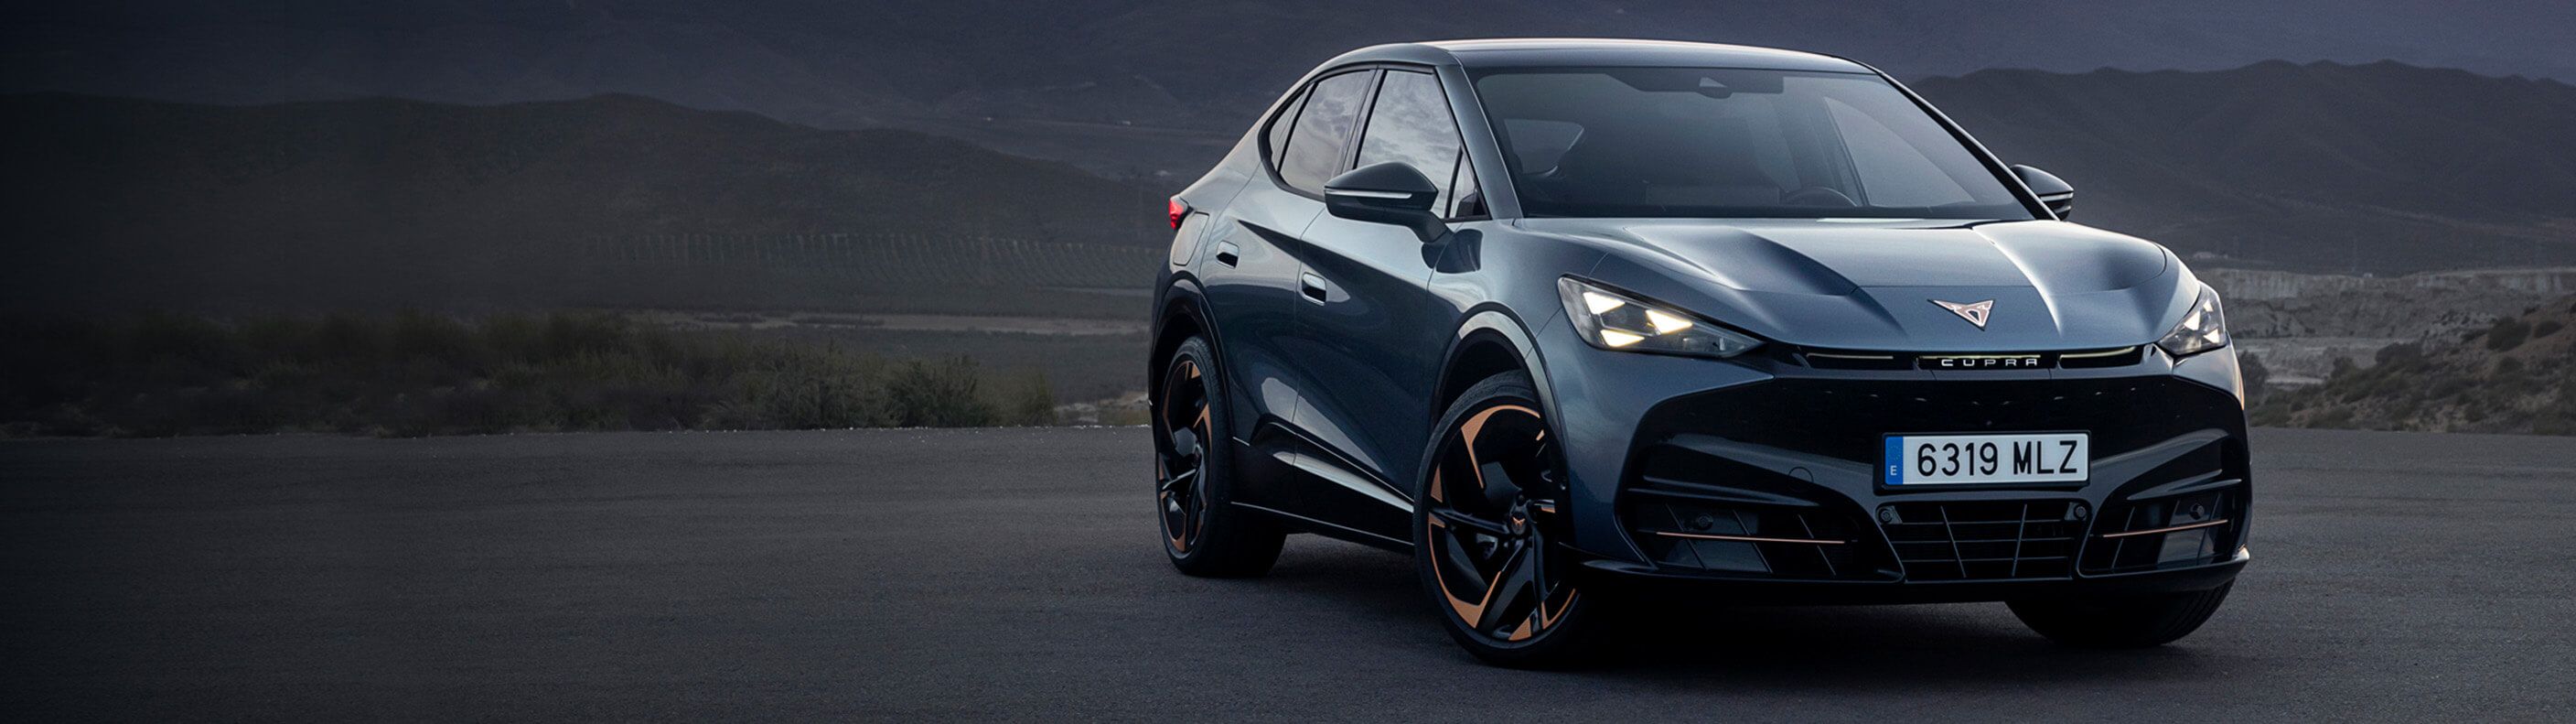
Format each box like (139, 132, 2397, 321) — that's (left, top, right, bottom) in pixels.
(1280, 68, 1469, 541)
(1197, 69, 1374, 511)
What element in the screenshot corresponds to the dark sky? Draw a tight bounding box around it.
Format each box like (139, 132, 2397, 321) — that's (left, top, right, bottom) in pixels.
(5, 0, 2570, 134)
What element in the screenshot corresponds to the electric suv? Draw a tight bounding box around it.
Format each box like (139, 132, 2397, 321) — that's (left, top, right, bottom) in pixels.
(1147, 39, 2249, 667)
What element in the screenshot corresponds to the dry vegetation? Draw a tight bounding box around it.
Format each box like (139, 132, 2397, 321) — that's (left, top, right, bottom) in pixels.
(2253, 297, 2576, 435)
(0, 312, 1058, 438)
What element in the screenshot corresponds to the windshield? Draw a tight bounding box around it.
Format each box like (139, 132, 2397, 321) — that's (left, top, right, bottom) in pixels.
(1469, 67, 2034, 220)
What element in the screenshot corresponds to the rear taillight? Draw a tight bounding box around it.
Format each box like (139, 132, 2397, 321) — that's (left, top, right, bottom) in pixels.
(1168, 198, 1187, 229)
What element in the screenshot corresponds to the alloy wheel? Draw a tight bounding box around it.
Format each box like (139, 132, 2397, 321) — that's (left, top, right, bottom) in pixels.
(1424, 404, 1578, 643)
(1155, 357, 1214, 555)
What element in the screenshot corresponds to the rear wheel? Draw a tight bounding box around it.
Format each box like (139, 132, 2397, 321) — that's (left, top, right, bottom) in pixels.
(1414, 372, 1606, 667)
(2008, 582, 2234, 648)
(1154, 337, 1283, 578)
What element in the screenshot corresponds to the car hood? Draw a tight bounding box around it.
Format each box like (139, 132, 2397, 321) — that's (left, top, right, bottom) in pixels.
(1524, 218, 2195, 351)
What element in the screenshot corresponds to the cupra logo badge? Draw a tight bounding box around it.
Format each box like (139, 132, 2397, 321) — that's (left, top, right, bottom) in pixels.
(1932, 299, 1995, 330)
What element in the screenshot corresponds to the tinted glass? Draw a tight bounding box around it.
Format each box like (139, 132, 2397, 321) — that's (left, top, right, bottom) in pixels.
(1264, 89, 1307, 167)
(1448, 147, 1482, 218)
(1355, 70, 1465, 214)
(1470, 68, 2033, 220)
(1278, 70, 1372, 194)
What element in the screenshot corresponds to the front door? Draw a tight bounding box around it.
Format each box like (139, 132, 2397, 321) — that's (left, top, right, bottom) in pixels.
(1284, 68, 1473, 540)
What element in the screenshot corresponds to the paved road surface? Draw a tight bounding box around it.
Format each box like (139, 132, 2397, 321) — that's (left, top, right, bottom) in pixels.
(4, 427, 2571, 720)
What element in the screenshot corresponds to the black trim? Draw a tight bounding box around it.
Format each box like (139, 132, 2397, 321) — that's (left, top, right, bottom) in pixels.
(1233, 502, 1411, 551)
(1252, 418, 1412, 504)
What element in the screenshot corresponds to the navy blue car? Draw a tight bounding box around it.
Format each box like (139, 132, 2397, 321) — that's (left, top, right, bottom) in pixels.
(1149, 39, 2249, 666)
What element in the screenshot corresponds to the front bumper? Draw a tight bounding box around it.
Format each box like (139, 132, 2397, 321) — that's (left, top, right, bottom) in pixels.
(1535, 319, 2251, 601)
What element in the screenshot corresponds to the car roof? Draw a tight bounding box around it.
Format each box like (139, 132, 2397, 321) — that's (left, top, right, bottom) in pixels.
(1325, 38, 1875, 75)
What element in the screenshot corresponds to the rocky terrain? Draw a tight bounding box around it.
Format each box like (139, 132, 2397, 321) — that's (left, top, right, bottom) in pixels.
(2206, 267, 2576, 388)
(2252, 296, 2576, 434)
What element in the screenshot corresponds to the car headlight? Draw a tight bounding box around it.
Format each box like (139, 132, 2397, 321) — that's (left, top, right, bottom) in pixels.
(1557, 277, 1761, 358)
(2157, 286, 2229, 357)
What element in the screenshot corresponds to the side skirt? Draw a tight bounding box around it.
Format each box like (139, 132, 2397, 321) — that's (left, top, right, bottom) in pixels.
(1233, 502, 1412, 553)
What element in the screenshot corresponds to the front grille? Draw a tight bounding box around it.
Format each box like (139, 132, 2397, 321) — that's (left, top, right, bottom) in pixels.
(1879, 500, 2085, 580)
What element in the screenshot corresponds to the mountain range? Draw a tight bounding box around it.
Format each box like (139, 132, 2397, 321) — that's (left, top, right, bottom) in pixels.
(0, 92, 1165, 314)
(7, 1, 2573, 176)
(3, 59, 2571, 316)
(1916, 60, 2576, 274)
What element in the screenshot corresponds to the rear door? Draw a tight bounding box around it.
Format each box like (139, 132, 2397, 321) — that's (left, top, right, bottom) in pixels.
(1282, 68, 1472, 539)
(1197, 69, 1374, 510)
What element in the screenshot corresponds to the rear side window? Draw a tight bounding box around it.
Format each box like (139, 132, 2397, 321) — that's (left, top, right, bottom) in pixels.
(1264, 90, 1308, 167)
(1355, 70, 1466, 216)
(1277, 70, 1373, 194)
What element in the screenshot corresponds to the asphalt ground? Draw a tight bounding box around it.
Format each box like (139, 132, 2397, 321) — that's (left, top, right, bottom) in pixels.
(3, 427, 2571, 720)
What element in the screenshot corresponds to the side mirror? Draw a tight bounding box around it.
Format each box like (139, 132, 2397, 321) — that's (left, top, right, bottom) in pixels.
(2010, 165, 2075, 219)
(1325, 162, 1446, 243)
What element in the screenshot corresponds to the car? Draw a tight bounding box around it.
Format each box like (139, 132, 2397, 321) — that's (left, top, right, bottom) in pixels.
(1146, 38, 2249, 667)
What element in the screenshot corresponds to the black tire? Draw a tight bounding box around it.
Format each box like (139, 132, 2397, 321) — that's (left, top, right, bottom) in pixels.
(1412, 371, 1610, 668)
(1154, 337, 1284, 578)
(2008, 581, 2234, 648)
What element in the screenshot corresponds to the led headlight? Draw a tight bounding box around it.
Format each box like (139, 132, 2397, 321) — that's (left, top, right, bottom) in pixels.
(1556, 277, 1760, 358)
(2157, 286, 2229, 357)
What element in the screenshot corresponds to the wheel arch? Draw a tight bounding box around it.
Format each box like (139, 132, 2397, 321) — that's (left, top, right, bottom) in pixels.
(1433, 308, 1560, 430)
(1151, 280, 1215, 406)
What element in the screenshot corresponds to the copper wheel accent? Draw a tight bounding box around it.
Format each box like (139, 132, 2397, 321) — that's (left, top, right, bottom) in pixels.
(1426, 404, 1577, 643)
(1154, 357, 1215, 555)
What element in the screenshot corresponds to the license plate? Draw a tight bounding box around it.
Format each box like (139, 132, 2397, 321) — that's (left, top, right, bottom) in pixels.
(1884, 433, 2088, 485)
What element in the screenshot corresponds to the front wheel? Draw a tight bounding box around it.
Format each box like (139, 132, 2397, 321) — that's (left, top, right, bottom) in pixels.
(2008, 581, 2234, 648)
(1414, 371, 1608, 667)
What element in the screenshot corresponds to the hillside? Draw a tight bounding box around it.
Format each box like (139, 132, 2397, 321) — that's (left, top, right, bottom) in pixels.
(2254, 297, 2576, 435)
(1913, 61, 2576, 274)
(0, 93, 1166, 315)
(8, 1, 2571, 167)
(9, 60, 2576, 320)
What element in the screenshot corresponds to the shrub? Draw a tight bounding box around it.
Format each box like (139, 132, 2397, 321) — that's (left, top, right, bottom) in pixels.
(885, 356, 995, 427)
(0, 312, 1044, 437)
(2485, 317, 2530, 351)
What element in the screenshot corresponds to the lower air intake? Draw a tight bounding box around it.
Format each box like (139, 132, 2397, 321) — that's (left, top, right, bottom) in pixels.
(2083, 486, 2243, 574)
(1627, 497, 1878, 579)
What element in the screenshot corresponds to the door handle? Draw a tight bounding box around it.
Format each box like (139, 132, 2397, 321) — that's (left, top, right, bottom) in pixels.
(1213, 242, 1240, 267)
(1299, 272, 1330, 304)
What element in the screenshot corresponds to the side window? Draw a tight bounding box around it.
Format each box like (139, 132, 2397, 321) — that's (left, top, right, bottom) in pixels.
(1263, 88, 1308, 167)
(1448, 148, 1484, 218)
(1278, 70, 1373, 194)
(1355, 70, 1465, 214)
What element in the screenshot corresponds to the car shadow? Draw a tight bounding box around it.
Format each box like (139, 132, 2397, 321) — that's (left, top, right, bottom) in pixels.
(1572, 602, 2212, 689)
(1250, 539, 2213, 689)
